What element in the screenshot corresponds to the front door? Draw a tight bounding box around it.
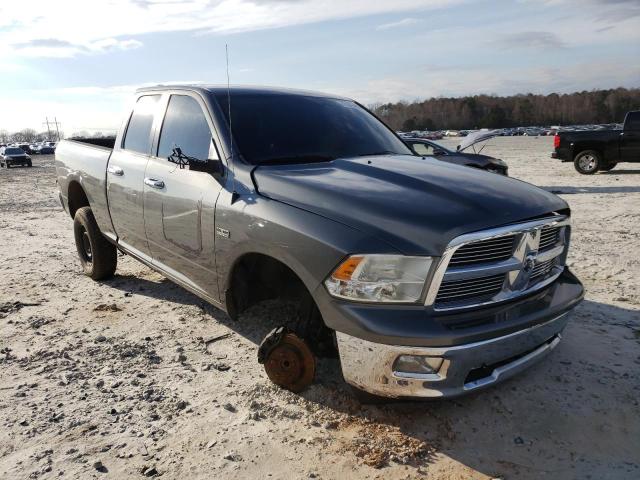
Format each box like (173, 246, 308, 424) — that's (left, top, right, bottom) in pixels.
(107, 94, 161, 261)
(143, 93, 224, 302)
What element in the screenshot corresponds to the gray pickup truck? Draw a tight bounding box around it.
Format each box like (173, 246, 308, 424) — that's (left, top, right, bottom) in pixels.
(55, 85, 584, 399)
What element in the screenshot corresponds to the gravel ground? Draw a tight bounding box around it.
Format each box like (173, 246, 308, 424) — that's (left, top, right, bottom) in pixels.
(0, 138, 639, 479)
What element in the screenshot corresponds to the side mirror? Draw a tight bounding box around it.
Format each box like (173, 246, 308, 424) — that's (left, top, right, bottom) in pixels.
(204, 158, 224, 177)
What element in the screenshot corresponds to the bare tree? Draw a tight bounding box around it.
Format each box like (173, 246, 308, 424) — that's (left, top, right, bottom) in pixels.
(373, 88, 640, 130)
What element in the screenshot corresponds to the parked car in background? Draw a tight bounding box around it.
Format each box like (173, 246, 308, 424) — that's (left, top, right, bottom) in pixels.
(16, 143, 34, 154)
(1, 146, 32, 168)
(552, 110, 640, 174)
(404, 132, 508, 175)
(34, 143, 56, 155)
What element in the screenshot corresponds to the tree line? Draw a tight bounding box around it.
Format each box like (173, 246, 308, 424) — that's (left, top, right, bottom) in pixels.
(0, 128, 62, 144)
(371, 88, 640, 131)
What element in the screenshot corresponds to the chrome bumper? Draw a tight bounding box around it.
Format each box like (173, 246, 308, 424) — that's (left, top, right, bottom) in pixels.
(336, 312, 570, 398)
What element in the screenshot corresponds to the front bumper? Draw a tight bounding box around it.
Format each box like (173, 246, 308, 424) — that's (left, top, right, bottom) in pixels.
(337, 311, 570, 398)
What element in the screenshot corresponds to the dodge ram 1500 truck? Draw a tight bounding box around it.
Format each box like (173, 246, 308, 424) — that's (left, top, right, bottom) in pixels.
(552, 110, 640, 174)
(55, 85, 584, 399)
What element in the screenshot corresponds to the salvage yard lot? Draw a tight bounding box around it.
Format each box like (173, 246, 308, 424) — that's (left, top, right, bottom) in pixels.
(1, 138, 639, 479)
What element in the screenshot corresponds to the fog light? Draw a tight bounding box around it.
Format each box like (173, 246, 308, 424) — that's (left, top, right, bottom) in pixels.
(393, 355, 443, 376)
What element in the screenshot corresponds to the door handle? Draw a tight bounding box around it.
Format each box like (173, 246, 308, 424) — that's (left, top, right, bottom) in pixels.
(107, 165, 124, 176)
(144, 177, 165, 189)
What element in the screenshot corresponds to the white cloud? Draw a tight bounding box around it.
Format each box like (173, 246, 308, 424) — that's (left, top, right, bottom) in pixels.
(11, 38, 143, 58)
(376, 17, 420, 30)
(0, 0, 462, 59)
(497, 31, 566, 49)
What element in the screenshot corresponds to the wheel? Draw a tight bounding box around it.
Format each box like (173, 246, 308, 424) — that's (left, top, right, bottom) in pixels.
(599, 162, 616, 172)
(573, 150, 600, 174)
(73, 206, 117, 280)
(27, 160, 32, 167)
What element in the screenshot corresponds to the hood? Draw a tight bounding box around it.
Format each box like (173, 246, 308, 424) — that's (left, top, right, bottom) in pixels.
(457, 129, 501, 152)
(253, 155, 566, 255)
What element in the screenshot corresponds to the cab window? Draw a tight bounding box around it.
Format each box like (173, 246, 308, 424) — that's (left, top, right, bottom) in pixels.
(122, 95, 161, 154)
(625, 111, 640, 131)
(411, 142, 434, 156)
(157, 95, 213, 163)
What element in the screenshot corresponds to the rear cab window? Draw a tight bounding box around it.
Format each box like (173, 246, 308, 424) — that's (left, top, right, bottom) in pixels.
(122, 95, 161, 154)
(624, 111, 640, 131)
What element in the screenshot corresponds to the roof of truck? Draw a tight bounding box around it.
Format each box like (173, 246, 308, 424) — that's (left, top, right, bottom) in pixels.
(135, 84, 351, 101)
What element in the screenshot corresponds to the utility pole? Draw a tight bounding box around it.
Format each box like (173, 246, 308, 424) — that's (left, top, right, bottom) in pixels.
(43, 117, 52, 140)
(54, 117, 61, 141)
(42, 117, 62, 141)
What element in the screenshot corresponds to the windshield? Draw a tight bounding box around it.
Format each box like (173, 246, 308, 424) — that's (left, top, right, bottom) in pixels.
(4, 148, 24, 155)
(213, 93, 412, 165)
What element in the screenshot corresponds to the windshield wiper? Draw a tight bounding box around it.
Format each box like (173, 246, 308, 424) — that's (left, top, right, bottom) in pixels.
(258, 154, 336, 165)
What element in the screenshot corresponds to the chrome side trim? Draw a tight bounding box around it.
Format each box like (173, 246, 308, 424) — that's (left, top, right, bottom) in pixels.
(425, 215, 570, 311)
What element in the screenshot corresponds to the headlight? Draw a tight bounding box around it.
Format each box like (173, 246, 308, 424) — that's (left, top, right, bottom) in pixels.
(324, 254, 432, 303)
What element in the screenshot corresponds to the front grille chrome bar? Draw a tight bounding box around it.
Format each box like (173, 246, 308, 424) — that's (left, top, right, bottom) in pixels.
(425, 215, 570, 311)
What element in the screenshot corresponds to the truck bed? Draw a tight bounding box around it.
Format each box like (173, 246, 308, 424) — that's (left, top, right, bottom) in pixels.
(54, 138, 116, 239)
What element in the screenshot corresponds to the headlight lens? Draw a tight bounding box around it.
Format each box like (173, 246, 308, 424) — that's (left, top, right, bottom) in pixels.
(324, 254, 432, 303)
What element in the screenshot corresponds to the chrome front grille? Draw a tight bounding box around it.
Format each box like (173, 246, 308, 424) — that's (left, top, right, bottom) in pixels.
(427, 216, 570, 311)
(436, 273, 505, 306)
(539, 226, 560, 251)
(531, 258, 557, 280)
(448, 235, 516, 267)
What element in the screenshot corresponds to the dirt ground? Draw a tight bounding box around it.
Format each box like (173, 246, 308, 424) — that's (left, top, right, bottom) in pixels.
(0, 137, 639, 480)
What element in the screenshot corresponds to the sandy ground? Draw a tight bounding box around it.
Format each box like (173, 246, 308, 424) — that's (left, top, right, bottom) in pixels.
(0, 137, 639, 480)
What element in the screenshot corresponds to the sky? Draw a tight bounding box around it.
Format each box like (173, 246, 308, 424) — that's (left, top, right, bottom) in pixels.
(0, 0, 638, 134)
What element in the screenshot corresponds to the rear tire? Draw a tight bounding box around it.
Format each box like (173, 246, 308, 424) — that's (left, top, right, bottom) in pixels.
(599, 162, 616, 172)
(73, 206, 117, 280)
(573, 150, 600, 174)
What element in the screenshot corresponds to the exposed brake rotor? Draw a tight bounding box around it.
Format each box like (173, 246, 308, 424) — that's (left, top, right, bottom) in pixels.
(258, 327, 316, 393)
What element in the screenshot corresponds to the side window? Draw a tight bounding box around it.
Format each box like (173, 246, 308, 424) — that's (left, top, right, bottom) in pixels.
(625, 112, 640, 131)
(412, 143, 433, 156)
(157, 95, 213, 162)
(122, 95, 160, 154)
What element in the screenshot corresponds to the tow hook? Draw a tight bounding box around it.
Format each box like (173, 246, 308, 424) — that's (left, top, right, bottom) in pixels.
(257, 326, 316, 393)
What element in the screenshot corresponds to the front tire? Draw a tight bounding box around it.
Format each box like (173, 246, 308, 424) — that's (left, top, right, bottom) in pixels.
(574, 150, 600, 174)
(73, 206, 117, 280)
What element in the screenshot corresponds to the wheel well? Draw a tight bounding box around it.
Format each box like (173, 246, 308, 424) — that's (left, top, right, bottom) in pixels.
(67, 181, 90, 219)
(573, 147, 602, 161)
(226, 253, 334, 355)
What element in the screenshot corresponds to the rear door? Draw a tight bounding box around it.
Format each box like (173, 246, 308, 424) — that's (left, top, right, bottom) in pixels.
(620, 111, 640, 162)
(143, 92, 224, 302)
(107, 94, 161, 261)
